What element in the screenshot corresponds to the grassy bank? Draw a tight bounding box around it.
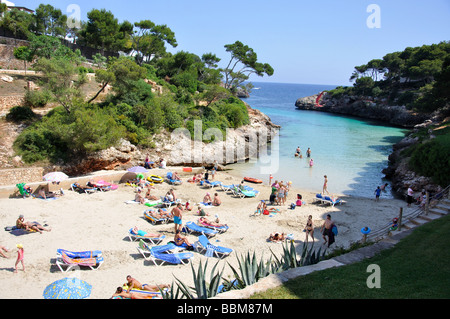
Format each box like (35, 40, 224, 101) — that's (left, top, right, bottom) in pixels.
(250, 214, 450, 299)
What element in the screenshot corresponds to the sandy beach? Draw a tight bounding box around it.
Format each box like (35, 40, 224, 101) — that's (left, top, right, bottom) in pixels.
(0, 168, 408, 299)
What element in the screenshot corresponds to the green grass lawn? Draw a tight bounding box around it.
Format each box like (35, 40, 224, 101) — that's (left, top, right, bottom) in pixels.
(250, 214, 450, 299)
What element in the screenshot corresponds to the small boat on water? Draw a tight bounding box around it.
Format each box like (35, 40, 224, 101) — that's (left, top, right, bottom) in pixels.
(243, 177, 263, 184)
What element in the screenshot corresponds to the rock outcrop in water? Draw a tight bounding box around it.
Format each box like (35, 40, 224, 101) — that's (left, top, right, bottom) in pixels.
(295, 92, 429, 128)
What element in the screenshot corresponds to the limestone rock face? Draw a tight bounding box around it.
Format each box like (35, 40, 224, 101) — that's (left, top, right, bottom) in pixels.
(59, 104, 280, 174)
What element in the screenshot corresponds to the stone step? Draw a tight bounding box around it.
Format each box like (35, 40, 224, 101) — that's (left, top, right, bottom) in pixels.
(429, 208, 449, 216)
(435, 203, 450, 212)
(420, 212, 444, 222)
(410, 217, 429, 226)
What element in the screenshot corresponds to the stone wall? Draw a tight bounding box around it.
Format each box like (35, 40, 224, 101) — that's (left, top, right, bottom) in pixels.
(0, 95, 25, 115)
(0, 167, 44, 186)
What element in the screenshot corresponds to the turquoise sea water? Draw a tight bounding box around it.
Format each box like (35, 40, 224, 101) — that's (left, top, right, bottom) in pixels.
(229, 82, 407, 199)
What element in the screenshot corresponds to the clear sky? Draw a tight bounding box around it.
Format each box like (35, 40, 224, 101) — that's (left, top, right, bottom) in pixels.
(12, 0, 450, 86)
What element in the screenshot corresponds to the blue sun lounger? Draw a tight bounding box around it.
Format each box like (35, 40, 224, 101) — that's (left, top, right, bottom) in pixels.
(128, 228, 165, 245)
(137, 240, 193, 266)
(203, 180, 223, 188)
(195, 235, 232, 259)
(182, 221, 218, 238)
(56, 249, 102, 259)
(165, 172, 182, 185)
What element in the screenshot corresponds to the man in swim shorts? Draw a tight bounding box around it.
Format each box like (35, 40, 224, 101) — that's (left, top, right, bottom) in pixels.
(171, 203, 184, 232)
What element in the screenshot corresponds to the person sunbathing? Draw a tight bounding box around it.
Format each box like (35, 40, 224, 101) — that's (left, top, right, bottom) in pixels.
(16, 215, 51, 234)
(199, 216, 227, 228)
(269, 232, 286, 242)
(144, 185, 157, 200)
(125, 275, 170, 292)
(174, 230, 194, 249)
(148, 209, 172, 219)
(131, 227, 162, 239)
(38, 187, 56, 200)
(112, 287, 152, 299)
(135, 189, 146, 204)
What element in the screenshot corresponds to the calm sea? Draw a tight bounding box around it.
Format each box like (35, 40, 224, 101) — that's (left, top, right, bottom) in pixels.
(229, 82, 407, 199)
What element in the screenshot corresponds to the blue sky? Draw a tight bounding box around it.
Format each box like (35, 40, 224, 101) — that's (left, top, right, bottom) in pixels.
(13, 0, 450, 86)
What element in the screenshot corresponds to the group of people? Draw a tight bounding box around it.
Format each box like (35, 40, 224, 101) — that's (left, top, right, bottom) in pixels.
(269, 180, 291, 206)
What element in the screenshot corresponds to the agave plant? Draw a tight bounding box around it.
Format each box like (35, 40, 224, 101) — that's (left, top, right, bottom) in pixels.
(173, 259, 225, 299)
(271, 241, 326, 270)
(159, 281, 184, 299)
(227, 251, 274, 289)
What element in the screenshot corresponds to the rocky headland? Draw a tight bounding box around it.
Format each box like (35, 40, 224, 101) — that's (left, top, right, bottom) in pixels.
(295, 92, 448, 197)
(47, 103, 281, 176)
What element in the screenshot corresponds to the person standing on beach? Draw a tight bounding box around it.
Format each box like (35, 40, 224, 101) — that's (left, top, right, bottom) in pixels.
(320, 214, 335, 247)
(374, 186, 381, 202)
(406, 187, 414, 207)
(323, 175, 330, 195)
(14, 244, 24, 273)
(172, 203, 184, 233)
(304, 215, 314, 243)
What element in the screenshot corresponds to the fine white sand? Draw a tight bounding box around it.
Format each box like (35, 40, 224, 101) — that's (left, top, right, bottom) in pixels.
(0, 168, 408, 299)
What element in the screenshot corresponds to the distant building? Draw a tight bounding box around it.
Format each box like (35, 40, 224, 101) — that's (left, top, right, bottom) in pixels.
(1, 0, 34, 14)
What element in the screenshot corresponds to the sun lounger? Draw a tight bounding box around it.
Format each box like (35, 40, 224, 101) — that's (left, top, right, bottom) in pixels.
(56, 249, 102, 259)
(220, 184, 235, 193)
(182, 221, 218, 238)
(137, 240, 193, 266)
(197, 219, 229, 233)
(56, 251, 104, 272)
(203, 180, 223, 188)
(322, 196, 345, 207)
(233, 186, 259, 199)
(165, 172, 182, 185)
(144, 209, 173, 225)
(71, 183, 96, 194)
(160, 196, 181, 208)
(128, 228, 165, 245)
(195, 235, 233, 258)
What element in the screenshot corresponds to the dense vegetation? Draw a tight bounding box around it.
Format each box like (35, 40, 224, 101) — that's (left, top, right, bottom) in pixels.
(1, 3, 273, 164)
(327, 42, 450, 187)
(328, 41, 450, 114)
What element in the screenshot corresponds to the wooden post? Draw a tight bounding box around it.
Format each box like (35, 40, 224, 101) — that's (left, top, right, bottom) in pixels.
(362, 233, 367, 243)
(398, 207, 403, 231)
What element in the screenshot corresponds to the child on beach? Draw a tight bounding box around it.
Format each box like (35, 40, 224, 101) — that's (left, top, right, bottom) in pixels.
(374, 186, 381, 201)
(14, 244, 24, 273)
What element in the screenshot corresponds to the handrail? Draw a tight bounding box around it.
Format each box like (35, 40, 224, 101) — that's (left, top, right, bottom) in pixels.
(365, 185, 449, 242)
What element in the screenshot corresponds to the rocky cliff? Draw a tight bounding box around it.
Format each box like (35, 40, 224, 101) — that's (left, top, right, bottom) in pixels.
(295, 92, 429, 128)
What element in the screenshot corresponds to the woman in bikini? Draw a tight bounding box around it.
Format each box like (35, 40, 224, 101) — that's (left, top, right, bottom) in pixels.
(304, 215, 314, 243)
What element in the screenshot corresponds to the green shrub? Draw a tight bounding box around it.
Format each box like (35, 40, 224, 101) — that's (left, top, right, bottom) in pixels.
(6, 106, 37, 122)
(409, 133, 450, 186)
(24, 90, 51, 108)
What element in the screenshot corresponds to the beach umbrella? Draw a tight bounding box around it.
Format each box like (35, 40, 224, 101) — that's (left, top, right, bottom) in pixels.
(43, 277, 92, 299)
(127, 166, 148, 173)
(43, 172, 69, 183)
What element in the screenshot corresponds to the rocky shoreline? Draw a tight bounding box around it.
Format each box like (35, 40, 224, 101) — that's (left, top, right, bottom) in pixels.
(54, 103, 281, 176)
(295, 92, 447, 197)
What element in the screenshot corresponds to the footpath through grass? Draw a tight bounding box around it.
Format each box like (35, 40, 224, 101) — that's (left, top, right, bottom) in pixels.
(250, 214, 450, 299)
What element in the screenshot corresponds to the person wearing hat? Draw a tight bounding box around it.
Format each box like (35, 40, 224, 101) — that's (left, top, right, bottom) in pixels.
(14, 244, 24, 273)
